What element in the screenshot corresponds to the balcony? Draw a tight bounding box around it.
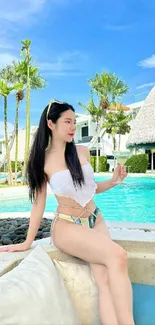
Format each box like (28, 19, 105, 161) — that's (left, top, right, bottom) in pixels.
(77, 136, 93, 143)
(77, 136, 101, 144)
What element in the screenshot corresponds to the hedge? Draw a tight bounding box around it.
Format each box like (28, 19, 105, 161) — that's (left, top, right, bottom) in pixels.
(125, 154, 148, 173)
(90, 156, 109, 172)
(0, 161, 22, 172)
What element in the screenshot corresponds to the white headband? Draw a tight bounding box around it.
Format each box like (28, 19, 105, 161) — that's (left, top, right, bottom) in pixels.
(46, 99, 64, 121)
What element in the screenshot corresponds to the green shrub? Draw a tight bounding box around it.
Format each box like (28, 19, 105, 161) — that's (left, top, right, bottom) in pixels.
(0, 164, 5, 172)
(90, 156, 96, 171)
(11, 161, 22, 172)
(125, 154, 148, 173)
(98, 156, 107, 172)
(0, 161, 22, 172)
(90, 156, 108, 172)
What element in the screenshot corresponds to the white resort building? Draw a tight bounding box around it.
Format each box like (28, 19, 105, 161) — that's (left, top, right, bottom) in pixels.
(1, 99, 153, 172)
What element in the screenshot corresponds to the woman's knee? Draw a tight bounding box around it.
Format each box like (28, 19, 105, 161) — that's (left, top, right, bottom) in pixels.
(106, 242, 127, 271)
(115, 247, 127, 269)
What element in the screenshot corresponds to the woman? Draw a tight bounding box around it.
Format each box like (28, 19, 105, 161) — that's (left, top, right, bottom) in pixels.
(0, 100, 135, 325)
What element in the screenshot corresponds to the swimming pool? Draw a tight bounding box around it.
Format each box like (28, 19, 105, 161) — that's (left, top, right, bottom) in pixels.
(1, 176, 155, 223)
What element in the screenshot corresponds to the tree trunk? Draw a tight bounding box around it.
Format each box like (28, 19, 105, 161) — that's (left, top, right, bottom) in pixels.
(118, 133, 121, 151)
(113, 136, 117, 168)
(22, 64, 30, 184)
(0, 128, 16, 169)
(4, 96, 12, 185)
(151, 151, 154, 172)
(96, 139, 99, 173)
(113, 135, 116, 151)
(15, 97, 19, 184)
(96, 123, 100, 173)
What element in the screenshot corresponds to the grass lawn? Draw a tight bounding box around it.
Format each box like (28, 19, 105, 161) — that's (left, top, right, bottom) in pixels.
(0, 183, 27, 188)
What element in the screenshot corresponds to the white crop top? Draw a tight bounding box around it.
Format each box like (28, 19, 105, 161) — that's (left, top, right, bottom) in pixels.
(49, 163, 97, 207)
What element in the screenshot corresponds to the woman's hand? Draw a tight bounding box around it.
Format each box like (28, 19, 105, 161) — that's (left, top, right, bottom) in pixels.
(112, 164, 127, 183)
(0, 241, 31, 253)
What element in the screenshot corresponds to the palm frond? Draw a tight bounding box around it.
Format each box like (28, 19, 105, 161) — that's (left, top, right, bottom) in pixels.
(89, 71, 129, 104)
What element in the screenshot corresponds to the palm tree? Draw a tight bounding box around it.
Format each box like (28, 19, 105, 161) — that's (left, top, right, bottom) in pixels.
(0, 65, 24, 185)
(14, 90, 24, 184)
(79, 72, 129, 172)
(102, 110, 131, 151)
(79, 98, 103, 172)
(20, 40, 31, 185)
(15, 40, 46, 184)
(102, 113, 118, 151)
(89, 71, 129, 110)
(0, 79, 22, 185)
(117, 111, 131, 150)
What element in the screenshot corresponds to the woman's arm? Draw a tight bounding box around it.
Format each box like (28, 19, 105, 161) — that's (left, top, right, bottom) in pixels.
(95, 164, 127, 194)
(77, 145, 127, 194)
(95, 178, 116, 194)
(25, 182, 47, 247)
(0, 182, 47, 252)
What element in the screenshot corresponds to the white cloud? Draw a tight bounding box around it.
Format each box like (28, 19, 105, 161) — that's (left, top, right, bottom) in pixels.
(105, 24, 129, 31)
(0, 53, 18, 69)
(0, 121, 14, 137)
(0, 0, 77, 55)
(0, 1, 88, 75)
(0, 40, 88, 76)
(0, 0, 70, 24)
(0, 37, 16, 50)
(0, 0, 69, 53)
(138, 55, 155, 68)
(136, 82, 155, 90)
(0, 0, 47, 22)
(39, 51, 88, 76)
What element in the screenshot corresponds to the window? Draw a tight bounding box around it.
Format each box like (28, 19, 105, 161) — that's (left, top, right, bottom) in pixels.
(90, 150, 100, 156)
(106, 155, 115, 160)
(81, 126, 88, 137)
(132, 108, 140, 119)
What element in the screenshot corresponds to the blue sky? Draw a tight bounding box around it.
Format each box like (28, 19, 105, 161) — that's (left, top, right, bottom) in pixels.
(0, 0, 155, 135)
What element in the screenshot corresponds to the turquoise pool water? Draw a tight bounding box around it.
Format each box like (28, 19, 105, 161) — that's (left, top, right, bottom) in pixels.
(1, 176, 155, 223)
(0, 174, 7, 179)
(133, 283, 155, 325)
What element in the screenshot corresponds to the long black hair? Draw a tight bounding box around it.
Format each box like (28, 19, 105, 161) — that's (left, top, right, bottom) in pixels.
(27, 101, 85, 202)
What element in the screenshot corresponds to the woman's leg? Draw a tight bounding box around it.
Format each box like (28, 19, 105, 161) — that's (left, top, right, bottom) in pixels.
(91, 215, 118, 325)
(91, 215, 134, 325)
(52, 218, 135, 325)
(91, 264, 118, 325)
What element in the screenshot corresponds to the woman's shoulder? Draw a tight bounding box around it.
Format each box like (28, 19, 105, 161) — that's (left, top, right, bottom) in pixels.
(76, 144, 90, 161)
